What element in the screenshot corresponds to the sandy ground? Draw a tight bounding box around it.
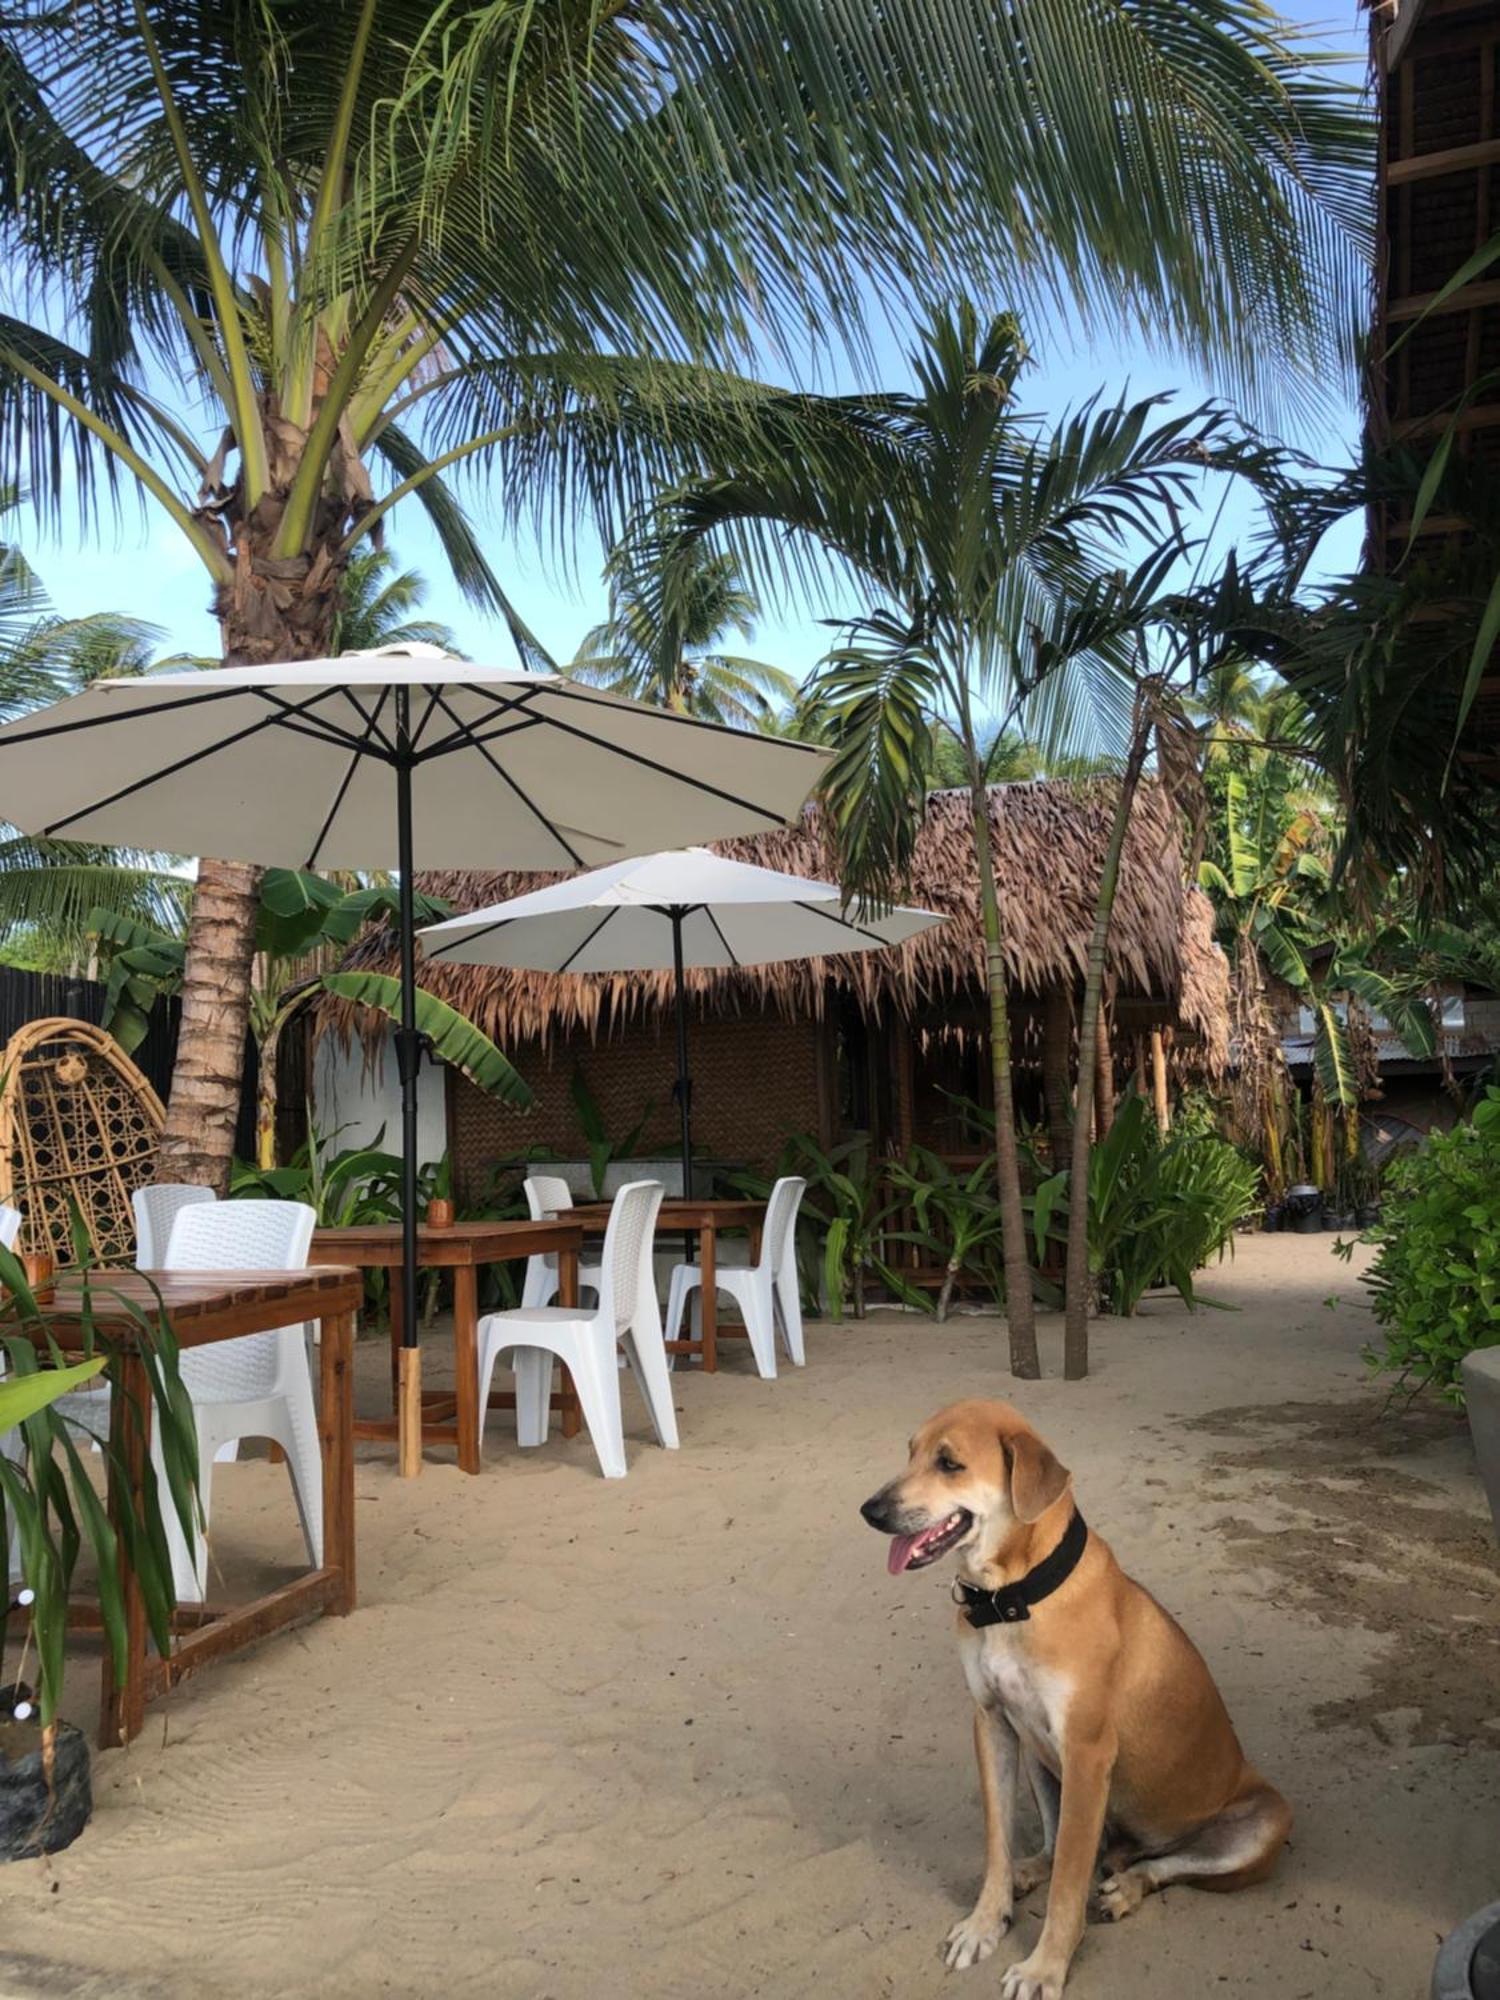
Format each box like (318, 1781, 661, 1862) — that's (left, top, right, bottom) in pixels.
(1, 1231, 1497, 2000)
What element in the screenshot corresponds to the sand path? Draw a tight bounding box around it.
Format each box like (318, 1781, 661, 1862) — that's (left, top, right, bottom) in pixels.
(1, 1231, 1495, 1998)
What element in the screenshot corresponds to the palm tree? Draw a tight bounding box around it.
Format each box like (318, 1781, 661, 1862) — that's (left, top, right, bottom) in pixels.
(330, 550, 460, 658)
(652, 306, 1245, 1374)
(0, 0, 1370, 1188)
(571, 544, 795, 728)
(0, 504, 190, 959)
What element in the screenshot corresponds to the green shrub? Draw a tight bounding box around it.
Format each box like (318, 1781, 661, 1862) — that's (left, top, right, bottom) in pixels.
(1034, 1096, 1259, 1315)
(1361, 1088, 1500, 1402)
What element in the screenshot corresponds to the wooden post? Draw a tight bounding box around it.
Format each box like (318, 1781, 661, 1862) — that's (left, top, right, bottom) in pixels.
(1151, 1027, 1170, 1133)
(397, 1345, 422, 1479)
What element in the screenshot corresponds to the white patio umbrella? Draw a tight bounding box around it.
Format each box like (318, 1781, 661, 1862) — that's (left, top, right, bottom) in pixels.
(419, 848, 943, 1197)
(0, 646, 831, 1388)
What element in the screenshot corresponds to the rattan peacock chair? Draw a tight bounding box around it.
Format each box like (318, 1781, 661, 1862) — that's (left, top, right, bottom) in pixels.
(0, 1018, 165, 1265)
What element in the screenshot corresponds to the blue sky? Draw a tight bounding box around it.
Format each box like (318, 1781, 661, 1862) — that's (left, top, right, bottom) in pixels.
(26, 0, 1370, 690)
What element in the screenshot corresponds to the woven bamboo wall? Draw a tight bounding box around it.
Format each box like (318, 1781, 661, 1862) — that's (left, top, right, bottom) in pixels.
(449, 1007, 826, 1200)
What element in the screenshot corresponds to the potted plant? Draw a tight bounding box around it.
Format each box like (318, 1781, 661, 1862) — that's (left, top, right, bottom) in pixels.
(0, 1240, 199, 1861)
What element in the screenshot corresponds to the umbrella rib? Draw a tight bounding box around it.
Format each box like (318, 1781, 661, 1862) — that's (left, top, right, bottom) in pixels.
(792, 898, 892, 947)
(244, 684, 397, 756)
(527, 711, 802, 827)
(407, 684, 448, 754)
(425, 688, 584, 868)
(304, 684, 395, 870)
(0, 683, 247, 746)
(416, 681, 546, 760)
(36, 702, 318, 839)
(540, 682, 828, 758)
(702, 907, 742, 969)
(557, 905, 621, 974)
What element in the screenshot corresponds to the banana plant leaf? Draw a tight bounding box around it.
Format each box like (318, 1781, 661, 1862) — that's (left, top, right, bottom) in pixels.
(321, 973, 533, 1107)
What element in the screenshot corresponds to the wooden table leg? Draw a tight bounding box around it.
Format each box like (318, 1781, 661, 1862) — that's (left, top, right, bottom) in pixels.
(700, 1221, 717, 1373)
(557, 1244, 582, 1438)
(453, 1263, 481, 1474)
(100, 1351, 151, 1749)
(319, 1308, 357, 1614)
(397, 1343, 423, 1479)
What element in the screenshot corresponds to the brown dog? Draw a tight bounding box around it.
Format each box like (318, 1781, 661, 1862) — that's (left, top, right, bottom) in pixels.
(860, 1400, 1291, 2000)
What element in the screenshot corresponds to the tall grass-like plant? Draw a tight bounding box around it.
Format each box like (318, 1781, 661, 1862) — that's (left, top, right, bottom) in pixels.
(0, 1238, 199, 1729)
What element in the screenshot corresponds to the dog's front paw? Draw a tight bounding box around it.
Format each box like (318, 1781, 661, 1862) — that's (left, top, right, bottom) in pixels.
(943, 1908, 1011, 1972)
(999, 1952, 1066, 2000)
(1013, 1851, 1053, 1896)
(1095, 1870, 1146, 1923)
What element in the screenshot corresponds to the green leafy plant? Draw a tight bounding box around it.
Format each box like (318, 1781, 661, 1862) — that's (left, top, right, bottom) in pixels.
(91, 871, 531, 1172)
(1035, 1096, 1258, 1317)
(884, 1148, 1006, 1321)
(0, 1234, 199, 1731)
(1361, 1089, 1500, 1403)
(729, 1134, 923, 1321)
(568, 1069, 657, 1199)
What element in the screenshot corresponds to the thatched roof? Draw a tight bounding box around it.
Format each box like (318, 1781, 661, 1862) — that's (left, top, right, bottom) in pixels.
(327, 780, 1228, 1067)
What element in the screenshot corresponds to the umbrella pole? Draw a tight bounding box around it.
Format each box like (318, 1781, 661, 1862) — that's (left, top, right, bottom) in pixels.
(394, 696, 423, 1478)
(671, 909, 694, 1261)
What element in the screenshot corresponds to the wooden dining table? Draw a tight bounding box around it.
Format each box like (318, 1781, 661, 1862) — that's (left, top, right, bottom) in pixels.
(570, 1196, 765, 1372)
(311, 1219, 584, 1478)
(13, 1266, 362, 1748)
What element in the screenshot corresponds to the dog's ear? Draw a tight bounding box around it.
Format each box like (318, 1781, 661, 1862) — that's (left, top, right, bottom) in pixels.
(1003, 1429, 1071, 1523)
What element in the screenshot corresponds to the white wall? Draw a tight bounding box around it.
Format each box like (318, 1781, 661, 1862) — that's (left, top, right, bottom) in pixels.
(312, 1029, 448, 1167)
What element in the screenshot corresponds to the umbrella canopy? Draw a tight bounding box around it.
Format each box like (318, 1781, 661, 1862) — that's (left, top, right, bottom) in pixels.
(0, 647, 831, 1436)
(0, 650, 829, 870)
(419, 848, 941, 1194)
(419, 847, 940, 972)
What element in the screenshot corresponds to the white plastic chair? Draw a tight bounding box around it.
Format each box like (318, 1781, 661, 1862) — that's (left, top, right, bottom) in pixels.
(0, 1203, 19, 1254)
(664, 1177, 807, 1377)
(521, 1174, 603, 1308)
(477, 1181, 675, 1480)
(133, 1182, 216, 1269)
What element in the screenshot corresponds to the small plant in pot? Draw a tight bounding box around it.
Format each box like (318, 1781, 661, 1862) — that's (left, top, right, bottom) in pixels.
(0, 1238, 199, 1861)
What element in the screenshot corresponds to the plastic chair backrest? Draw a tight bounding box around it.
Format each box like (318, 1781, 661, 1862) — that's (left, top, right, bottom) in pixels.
(0, 1203, 20, 1252)
(165, 1198, 316, 1275)
(525, 1175, 574, 1221)
(598, 1181, 664, 1336)
(134, 1183, 216, 1269)
(760, 1177, 807, 1278)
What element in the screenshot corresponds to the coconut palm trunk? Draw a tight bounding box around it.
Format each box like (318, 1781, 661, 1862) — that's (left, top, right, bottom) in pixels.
(1063, 717, 1153, 1378)
(1041, 988, 1075, 1172)
(157, 858, 262, 1188)
(968, 769, 1040, 1377)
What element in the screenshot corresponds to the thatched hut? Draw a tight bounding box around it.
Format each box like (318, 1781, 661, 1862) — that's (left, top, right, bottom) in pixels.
(321, 779, 1227, 1199)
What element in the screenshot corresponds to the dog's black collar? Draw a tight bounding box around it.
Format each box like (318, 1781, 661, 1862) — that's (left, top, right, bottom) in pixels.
(952, 1510, 1088, 1628)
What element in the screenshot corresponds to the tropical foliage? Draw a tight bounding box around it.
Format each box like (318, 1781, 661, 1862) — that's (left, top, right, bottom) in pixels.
(89, 870, 532, 1168)
(329, 551, 460, 658)
(1360, 1088, 1500, 1403)
(1034, 1096, 1258, 1318)
(0, 1233, 200, 1729)
(571, 543, 795, 728)
(0, 500, 190, 961)
(655, 305, 1252, 1376)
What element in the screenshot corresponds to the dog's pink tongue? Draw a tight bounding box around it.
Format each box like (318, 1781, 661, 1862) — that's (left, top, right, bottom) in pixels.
(888, 1532, 924, 1576)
